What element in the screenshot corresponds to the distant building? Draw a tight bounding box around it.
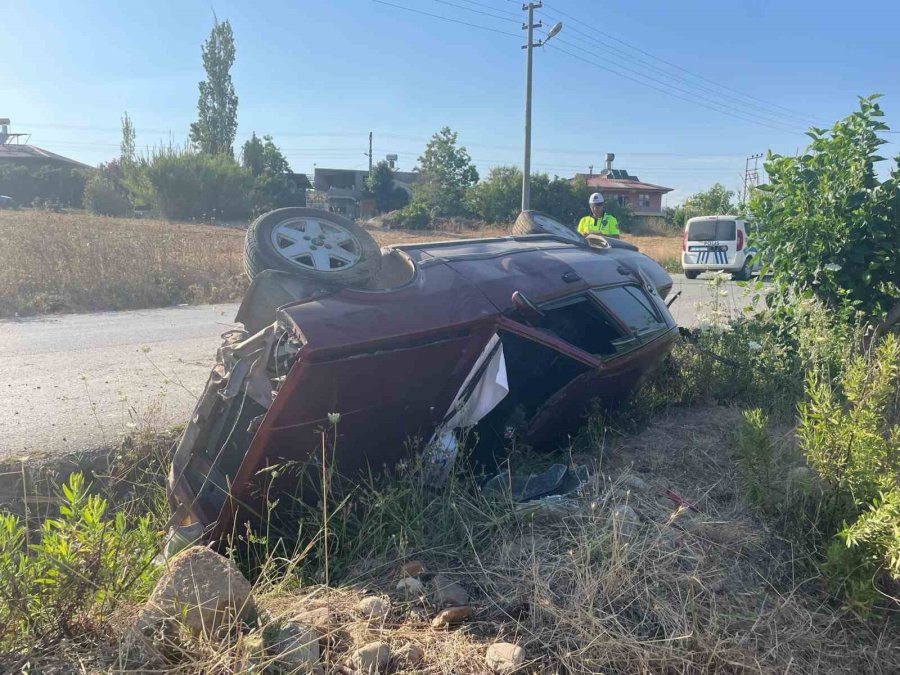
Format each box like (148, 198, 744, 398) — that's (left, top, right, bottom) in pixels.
(572, 153, 673, 225)
(0, 119, 91, 169)
(312, 166, 419, 219)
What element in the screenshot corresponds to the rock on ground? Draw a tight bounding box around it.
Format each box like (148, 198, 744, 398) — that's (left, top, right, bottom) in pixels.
(396, 576, 426, 598)
(431, 575, 469, 607)
(401, 560, 425, 576)
(351, 640, 391, 673)
(486, 642, 526, 673)
(136, 546, 256, 638)
(395, 642, 425, 667)
(266, 622, 320, 672)
(431, 605, 474, 628)
(609, 504, 641, 540)
(356, 595, 391, 621)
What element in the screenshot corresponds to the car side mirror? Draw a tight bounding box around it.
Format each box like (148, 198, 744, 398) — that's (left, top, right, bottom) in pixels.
(512, 291, 545, 324)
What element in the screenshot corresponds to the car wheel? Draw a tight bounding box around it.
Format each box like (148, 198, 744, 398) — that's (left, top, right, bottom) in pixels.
(244, 208, 382, 284)
(513, 210, 584, 245)
(684, 270, 699, 280)
(735, 258, 752, 281)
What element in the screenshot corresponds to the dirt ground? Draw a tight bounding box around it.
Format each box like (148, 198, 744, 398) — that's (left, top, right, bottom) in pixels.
(180, 405, 895, 674)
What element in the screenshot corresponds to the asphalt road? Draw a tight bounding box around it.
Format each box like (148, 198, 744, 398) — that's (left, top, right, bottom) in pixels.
(0, 274, 756, 459)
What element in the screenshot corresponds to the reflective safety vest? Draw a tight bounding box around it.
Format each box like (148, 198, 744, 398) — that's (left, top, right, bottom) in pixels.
(577, 213, 620, 236)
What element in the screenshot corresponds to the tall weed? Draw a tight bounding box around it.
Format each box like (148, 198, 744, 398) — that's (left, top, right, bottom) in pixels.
(0, 473, 160, 658)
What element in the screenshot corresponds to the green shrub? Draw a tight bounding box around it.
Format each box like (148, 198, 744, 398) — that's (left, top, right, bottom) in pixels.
(0, 473, 159, 656)
(143, 150, 252, 221)
(394, 200, 431, 229)
(0, 164, 88, 206)
(750, 95, 900, 322)
(83, 174, 132, 216)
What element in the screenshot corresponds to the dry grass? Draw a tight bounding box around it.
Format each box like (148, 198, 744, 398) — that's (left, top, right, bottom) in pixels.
(5, 405, 897, 673)
(0, 210, 246, 317)
(0, 210, 680, 317)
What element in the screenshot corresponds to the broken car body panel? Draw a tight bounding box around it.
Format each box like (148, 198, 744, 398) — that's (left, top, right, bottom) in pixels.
(167, 235, 678, 537)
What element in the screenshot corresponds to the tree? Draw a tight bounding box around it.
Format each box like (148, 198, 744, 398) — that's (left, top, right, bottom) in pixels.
(669, 183, 736, 230)
(365, 161, 408, 213)
(189, 18, 238, 156)
(413, 127, 478, 216)
(120, 112, 135, 165)
(241, 133, 290, 177)
(749, 95, 900, 321)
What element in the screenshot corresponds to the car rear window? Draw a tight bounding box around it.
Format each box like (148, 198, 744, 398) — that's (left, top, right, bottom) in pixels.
(687, 219, 736, 241)
(592, 285, 665, 336)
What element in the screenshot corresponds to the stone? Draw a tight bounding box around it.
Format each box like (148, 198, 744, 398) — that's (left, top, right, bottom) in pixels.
(135, 546, 256, 638)
(356, 595, 391, 621)
(395, 642, 425, 667)
(609, 504, 640, 541)
(235, 631, 267, 673)
(621, 472, 649, 492)
(485, 642, 526, 673)
(396, 576, 426, 598)
(351, 640, 391, 673)
(402, 560, 425, 577)
(266, 622, 320, 672)
(431, 605, 474, 628)
(290, 606, 332, 631)
(431, 575, 469, 608)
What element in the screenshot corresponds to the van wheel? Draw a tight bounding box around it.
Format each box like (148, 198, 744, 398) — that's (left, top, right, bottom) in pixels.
(735, 259, 752, 281)
(684, 270, 699, 280)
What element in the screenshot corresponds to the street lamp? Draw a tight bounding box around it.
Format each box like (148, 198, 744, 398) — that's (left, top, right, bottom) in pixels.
(522, 1, 562, 211)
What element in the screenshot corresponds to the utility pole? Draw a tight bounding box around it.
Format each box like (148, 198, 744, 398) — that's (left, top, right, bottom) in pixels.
(366, 131, 373, 177)
(741, 153, 763, 202)
(520, 4, 562, 212)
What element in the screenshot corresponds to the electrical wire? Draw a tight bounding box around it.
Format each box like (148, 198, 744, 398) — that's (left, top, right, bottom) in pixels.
(540, 17, 816, 128)
(372, 0, 521, 37)
(545, 40, 799, 134)
(428, 0, 521, 24)
(539, 0, 824, 125)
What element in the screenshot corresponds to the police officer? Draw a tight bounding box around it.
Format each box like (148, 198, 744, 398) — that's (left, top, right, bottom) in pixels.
(577, 192, 620, 238)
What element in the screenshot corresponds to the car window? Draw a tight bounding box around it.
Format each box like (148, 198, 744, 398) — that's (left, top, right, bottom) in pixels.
(687, 219, 736, 241)
(591, 285, 665, 337)
(536, 295, 627, 358)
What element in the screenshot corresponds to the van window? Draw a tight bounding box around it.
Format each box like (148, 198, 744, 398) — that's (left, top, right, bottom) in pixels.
(688, 219, 736, 241)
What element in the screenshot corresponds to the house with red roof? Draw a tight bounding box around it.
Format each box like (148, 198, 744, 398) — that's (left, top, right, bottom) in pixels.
(572, 153, 673, 225)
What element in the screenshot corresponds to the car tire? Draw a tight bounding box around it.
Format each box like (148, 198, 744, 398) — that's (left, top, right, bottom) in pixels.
(734, 258, 752, 281)
(244, 207, 382, 284)
(684, 270, 699, 280)
(513, 210, 584, 245)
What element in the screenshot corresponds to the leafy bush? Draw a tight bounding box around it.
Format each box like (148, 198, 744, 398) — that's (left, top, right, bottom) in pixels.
(144, 150, 252, 220)
(83, 174, 132, 216)
(750, 95, 900, 322)
(0, 473, 159, 656)
(800, 334, 900, 611)
(365, 160, 410, 214)
(0, 164, 88, 206)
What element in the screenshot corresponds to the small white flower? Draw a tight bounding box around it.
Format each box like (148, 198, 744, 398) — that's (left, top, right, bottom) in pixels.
(719, 289, 729, 297)
(327, 412, 341, 425)
(824, 263, 842, 272)
(748, 340, 762, 352)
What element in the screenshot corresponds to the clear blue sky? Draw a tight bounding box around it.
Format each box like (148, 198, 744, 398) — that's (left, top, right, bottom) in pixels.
(3, 0, 899, 204)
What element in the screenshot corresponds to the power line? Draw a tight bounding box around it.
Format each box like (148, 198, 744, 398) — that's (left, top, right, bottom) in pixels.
(427, 0, 520, 24)
(540, 13, 816, 128)
(372, 0, 521, 37)
(546, 41, 799, 134)
(540, 0, 824, 126)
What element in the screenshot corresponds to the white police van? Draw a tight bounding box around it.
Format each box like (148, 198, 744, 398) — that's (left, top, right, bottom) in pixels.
(681, 215, 760, 280)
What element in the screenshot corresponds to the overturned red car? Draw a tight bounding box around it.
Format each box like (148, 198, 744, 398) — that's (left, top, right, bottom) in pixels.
(167, 208, 677, 538)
